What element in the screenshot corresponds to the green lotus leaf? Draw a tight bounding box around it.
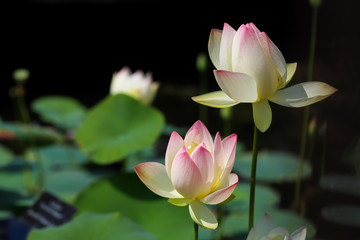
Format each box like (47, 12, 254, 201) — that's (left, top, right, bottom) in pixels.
(27, 212, 156, 240)
(31, 96, 86, 130)
(75, 94, 164, 165)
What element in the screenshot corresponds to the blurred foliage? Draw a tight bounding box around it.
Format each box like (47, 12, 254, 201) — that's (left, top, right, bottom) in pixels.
(320, 175, 360, 198)
(27, 212, 156, 240)
(0, 122, 62, 146)
(321, 205, 360, 227)
(234, 150, 312, 183)
(343, 136, 360, 175)
(74, 173, 193, 240)
(225, 183, 280, 212)
(0, 145, 13, 167)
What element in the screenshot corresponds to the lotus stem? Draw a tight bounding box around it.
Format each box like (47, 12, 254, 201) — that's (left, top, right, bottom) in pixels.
(15, 83, 45, 192)
(194, 222, 199, 240)
(248, 125, 259, 231)
(196, 52, 209, 125)
(295, 2, 319, 209)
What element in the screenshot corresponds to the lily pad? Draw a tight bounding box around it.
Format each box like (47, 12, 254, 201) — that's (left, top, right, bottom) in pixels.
(75, 94, 164, 165)
(0, 188, 29, 205)
(45, 169, 105, 202)
(321, 205, 360, 227)
(31, 96, 87, 130)
(234, 150, 312, 182)
(0, 210, 13, 219)
(0, 157, 103, 203)
(74, 173, 193, 240)
(24, 144, 89, 171)
(0, 145, 13, 167)
(223, 209, 316, 238)
(320, 175, 360, 197)
(27, 212, 156, 240)
(0, 158, 32, 194)
(0, 122, 62, 146)
(225, 183, 279, 212)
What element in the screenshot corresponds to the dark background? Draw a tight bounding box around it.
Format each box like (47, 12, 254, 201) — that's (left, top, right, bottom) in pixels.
(2, 0, 360, 239)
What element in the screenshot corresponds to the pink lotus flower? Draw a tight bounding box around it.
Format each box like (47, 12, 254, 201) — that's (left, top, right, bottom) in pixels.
(134, 121, 238, 230)
(110, 67, 159, 105)
(192, 23, 337, 132)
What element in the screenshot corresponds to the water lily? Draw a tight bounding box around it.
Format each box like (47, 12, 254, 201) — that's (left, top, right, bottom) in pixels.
(192, 23, 337, 132)
(134, 120, 238, 230)
(110, 67, 159, 105)
(247, 214, 307, 240)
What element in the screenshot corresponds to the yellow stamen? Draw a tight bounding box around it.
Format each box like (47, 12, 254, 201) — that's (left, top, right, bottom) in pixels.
(186, 142, 198, 155)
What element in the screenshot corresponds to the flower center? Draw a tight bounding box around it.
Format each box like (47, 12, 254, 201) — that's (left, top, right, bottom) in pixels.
(186, 142, 198, 155)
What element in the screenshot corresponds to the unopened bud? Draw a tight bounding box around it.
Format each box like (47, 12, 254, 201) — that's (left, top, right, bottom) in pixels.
(310, 0, 323, 8)
(13, 68, 30, 84)
(308, 117, 317, 137)
(196, 52, 208, 73)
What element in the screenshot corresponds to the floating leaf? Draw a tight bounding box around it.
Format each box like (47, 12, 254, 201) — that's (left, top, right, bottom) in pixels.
(0, 158, 31, 194)
(234, 151, 312, 182)
(320, 175, 360, 197)
(76, 94, 164, 165)
(24, 144, 88, 171)
(343, 137, 360, 175)
(0, 157, 103, 203)
(223, 209, 316, 238)
(27, 212, 156, 240)
(45, 169, 105, 202)
(125, 146, 161, 172)
(74, 173, 193, 240)
(0, 145, 13, 167)
(225, 183, 279, 212)
(31, 96, 87, 130)
(0, 122, 62, 146)
(0, 210, 13, 219)
(0, 188, 29, 205)
(322, 205, 360, 227)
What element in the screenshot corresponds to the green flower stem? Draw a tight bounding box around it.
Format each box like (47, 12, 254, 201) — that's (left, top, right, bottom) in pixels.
(295, 2, 319, 208)
(194, 222, 199, 240)
(197, 53, 209, 125)
(220, 107, 233, 136)
(248, 125, 259, 231)
(15, 84, 45, 192)
(320, 123, 327, 176)
(215, 204, 225, 240)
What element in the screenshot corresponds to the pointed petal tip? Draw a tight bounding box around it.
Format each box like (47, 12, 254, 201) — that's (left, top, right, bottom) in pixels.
(192, 91, 239, 108)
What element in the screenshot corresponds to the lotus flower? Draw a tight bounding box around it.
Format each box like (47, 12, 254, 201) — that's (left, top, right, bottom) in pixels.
(110, 67, 159, 105)
(134, 121, 238, 230)
(192, 23, 337, 132)
(247, 214, 307, 240)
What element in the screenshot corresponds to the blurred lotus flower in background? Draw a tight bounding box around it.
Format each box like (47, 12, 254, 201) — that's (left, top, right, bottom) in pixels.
(192, 23, 337, 132)
(110, 67, 159, 105)
(134, 120, 238, 230)
(247, 214, 307, 240)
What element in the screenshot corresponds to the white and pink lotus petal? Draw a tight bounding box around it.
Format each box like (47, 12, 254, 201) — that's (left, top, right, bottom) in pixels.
(189, 200, 218, 230)
(134, 162, 182, 198)
(202, 173, 238, 205)
(269, 81, 338, 108)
